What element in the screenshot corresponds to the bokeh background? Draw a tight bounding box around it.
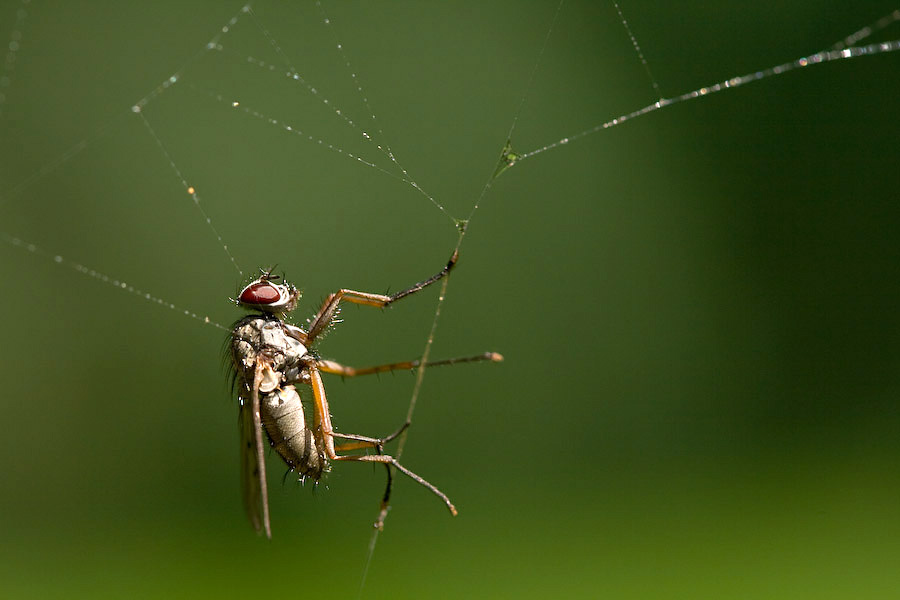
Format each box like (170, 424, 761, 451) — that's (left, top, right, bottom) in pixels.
(2, 1, 899, 598)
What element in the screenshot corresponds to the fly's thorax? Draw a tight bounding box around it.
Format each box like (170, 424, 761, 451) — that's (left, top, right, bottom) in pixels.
(231, 315, 308, 380)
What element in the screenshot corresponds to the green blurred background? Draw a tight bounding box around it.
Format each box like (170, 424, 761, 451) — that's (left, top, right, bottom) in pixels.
(2, 1, 900, 598)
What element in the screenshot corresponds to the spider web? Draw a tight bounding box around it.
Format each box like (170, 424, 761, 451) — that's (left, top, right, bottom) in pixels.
(1, 1, 899, 597)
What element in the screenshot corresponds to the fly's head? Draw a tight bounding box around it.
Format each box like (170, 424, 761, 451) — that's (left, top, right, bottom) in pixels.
(235, 269, 301, 316)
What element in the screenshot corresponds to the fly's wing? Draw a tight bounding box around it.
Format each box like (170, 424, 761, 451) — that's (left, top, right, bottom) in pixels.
(238, 392, 263, 533)
(238, 362, 272, 538)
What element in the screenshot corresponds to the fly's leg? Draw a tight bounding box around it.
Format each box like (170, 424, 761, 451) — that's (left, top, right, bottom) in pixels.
(332, 433, 456, 518)
(320, 352, 499, 519)
(317, 352, 503, 377)
(306, 361, 456, 517)
(306, 250, 458, 342)
(332, 423, 408, 452)
(331, 425, 409, 528)
(332, 453, 457, 517)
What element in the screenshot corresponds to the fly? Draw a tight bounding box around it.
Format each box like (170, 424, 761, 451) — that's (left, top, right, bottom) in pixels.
(229, 251, 502, 537)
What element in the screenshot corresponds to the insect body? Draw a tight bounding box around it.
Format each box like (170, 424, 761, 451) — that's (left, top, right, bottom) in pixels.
(229, 252, 502, 537)
(232, 315, 323, 480)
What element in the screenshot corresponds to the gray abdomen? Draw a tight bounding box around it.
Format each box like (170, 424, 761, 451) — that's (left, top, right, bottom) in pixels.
(260, 385, 325, 480)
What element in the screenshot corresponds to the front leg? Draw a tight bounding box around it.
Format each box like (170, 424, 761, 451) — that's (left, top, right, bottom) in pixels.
(306, 250, 458, 342)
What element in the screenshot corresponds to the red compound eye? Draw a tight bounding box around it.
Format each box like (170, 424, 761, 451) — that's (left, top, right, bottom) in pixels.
(239, 282, 281, 305)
